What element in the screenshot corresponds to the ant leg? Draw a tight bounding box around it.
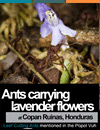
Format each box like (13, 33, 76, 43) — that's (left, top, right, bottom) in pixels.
(37, 43, 64, 70)
(14, 54, 40, 74)
(53, 61, 71, 77)
(52, 50, 72, 77)
(14, 55, 31, 74)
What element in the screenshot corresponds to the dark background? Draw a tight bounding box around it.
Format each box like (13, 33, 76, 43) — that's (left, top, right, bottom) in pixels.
(0, 84, 99, 129)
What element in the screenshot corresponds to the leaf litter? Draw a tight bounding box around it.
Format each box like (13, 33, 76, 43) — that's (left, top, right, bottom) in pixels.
(0, 3, 99, 84)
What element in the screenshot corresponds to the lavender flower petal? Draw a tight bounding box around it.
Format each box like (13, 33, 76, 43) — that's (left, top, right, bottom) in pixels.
(45, 10, 58, 26)
(35, 3, 52, 22)
(40, 22, 51, 38)
(58, 20, 77, 37)
(61, 39, 69, 51)
(51, 27, 65, 46)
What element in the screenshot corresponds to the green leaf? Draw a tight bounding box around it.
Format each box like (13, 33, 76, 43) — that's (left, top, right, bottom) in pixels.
(60, 59, 71, 84)
(60, 70, 69, 84)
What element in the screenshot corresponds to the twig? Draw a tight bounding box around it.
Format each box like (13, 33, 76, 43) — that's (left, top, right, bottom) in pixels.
(40, 29, 99, 46)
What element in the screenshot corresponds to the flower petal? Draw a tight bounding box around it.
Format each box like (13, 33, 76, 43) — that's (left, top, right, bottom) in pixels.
(61, 39, 69, 51)
(40, 22, 51, 38)
(51, 27, 65, 46)
(35, 3, 52, 22)
(45, 10, 59, 26)
(59, 20, 77, 37)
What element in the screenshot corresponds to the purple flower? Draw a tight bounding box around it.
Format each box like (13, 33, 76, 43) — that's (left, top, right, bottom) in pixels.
(35, 3, 54, 22)
(35, 3, 77, 50)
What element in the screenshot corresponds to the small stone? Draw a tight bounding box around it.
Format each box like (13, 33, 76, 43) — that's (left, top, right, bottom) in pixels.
(90, 46, 99, 62)
(78, 73, 98, 84)
(0, 42, 8, 55)
(0, 51, 18, 70)
(40, 68, 61, 84)
(0, 74, 28, 84)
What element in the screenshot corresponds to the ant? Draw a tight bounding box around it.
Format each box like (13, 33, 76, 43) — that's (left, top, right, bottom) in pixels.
(36, 41, 71, 77)
(37, 42, 64, 70)
(13, 40, 71, 81)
